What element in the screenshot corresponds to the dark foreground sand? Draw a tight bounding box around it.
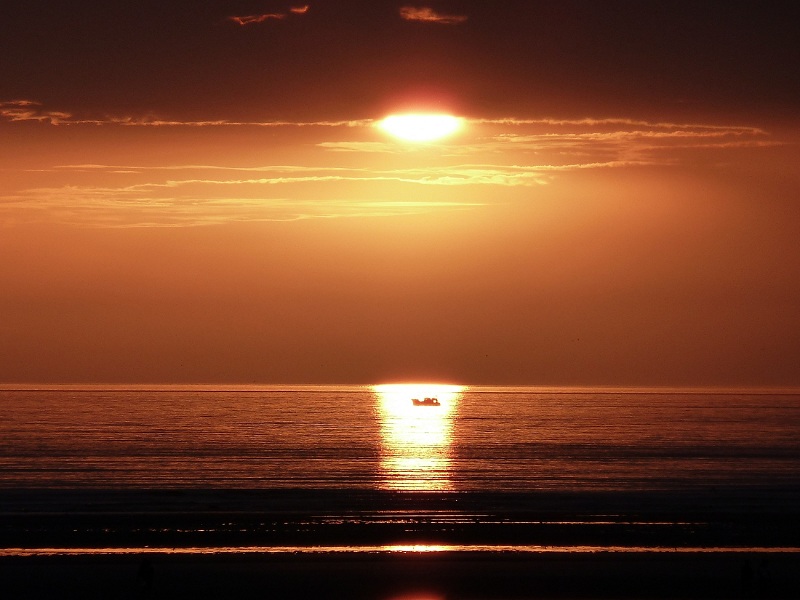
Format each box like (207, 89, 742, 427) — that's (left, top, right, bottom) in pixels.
(3, 488, 800, 598)
(3, 551, 799, 599)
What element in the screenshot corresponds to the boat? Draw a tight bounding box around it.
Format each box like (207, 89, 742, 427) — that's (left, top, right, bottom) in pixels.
(412, 397, 440, 406)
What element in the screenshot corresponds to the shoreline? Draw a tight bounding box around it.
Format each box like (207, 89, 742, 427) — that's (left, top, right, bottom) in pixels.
(5, 544, 800, 558)
(4, 487, 800, 550)
(4, 487, 800, 597)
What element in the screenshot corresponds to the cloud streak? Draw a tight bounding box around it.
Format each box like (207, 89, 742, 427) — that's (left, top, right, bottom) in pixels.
(228, 14, 285, 25)
(1, 101, 778, 228)
(2, 161, 650, 227)
(228, 4, 310, 26)
(399, 6, 468, 24)
(473, 117, 766, 135)
(1, 184, 482, 228)
(318, 119, 773, 165)
(1, 100, 769, 148)
(0, 100, 369, 128)
(0, 100, 72, 125)
(40, 162, 651, 187)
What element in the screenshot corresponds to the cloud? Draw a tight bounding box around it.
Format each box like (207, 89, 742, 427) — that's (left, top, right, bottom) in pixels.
(228, 14, 285, 25)
(1, 104, 778, 228)
(4, 159, 648, 227)
(399, 6, 468, 24)
(44, 162, 643, 187)
(1, 162, 498, 227)
(319, 120, 771, 165)
(228, 4, 310, 26)
(0, 100, 72, 125)
(473, 116, 766, 136)
(38, 164, 550, 187)
(0, 100, 370, 128)
(3, 100, 768, 158)
(0, 182, 481, 228)
(471, 121, 776, 164)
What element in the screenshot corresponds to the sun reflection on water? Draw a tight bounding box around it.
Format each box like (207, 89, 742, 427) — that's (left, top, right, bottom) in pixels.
(373, 384, 465, 491)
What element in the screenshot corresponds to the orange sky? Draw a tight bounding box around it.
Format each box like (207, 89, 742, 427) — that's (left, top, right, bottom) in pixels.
(1, 2, 799, 386)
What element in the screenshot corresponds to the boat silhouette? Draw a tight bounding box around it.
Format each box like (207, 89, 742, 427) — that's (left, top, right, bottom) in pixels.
(411, 397, 440, 406)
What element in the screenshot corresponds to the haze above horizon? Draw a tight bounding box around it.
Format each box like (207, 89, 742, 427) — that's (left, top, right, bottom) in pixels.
(1, 2, 799, 387)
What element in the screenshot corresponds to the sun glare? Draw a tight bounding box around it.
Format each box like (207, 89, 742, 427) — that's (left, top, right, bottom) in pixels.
(373, 383, 466, 398)
(373, 383, 466, 491)
(378, 114, 464, 142)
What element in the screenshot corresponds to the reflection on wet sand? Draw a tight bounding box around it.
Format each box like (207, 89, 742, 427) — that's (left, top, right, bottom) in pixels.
(383, 591, 445, 600)
(373, 384, 465, 491)
(5, 544, 800, 557)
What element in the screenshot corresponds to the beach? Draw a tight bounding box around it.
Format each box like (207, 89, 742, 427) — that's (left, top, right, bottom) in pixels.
(3, 486, 800, 547)
(2, 388, 799, 598)
(3, 488, 800, 598)
(4, 550, 800, 599)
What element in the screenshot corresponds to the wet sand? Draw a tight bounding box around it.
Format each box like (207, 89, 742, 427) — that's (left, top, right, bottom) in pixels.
(3, 487, 800, 549)
(3, 488, 800, 598)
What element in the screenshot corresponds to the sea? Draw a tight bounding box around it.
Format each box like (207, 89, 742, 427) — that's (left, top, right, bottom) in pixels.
(2, 385, 800, 555)
(2, 384, 799, 493)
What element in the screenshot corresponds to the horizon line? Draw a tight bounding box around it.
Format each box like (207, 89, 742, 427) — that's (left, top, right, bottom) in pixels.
(2, 383, 800, 395)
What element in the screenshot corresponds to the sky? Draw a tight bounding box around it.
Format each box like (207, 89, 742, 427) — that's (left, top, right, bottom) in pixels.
(1, 1, 799, 386)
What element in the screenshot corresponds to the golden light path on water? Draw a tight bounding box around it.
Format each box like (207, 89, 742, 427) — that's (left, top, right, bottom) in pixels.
(3, 545, 799, 557)
(372, 384, 466, 491)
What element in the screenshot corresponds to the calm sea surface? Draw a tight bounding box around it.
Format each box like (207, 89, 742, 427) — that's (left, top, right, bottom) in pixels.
(2, 385, 799, 494)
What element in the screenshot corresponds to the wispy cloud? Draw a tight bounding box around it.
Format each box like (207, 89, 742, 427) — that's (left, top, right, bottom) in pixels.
(317, 118, 772, 163)
(1, 184, 481, 228)
(0, 100, 369, 127)
(32, 165, 537, 187)
(2, 101, 767, 149)
(1, 101, 778, 228)
(0, 100, 72, 125)
(2, 160, 649, 227)
(229, 14, 285, 25)
(399, 6, 468, 24)
(473, 116, 766, 137)
(42, 162, 649, 187)
(228, 4, 310, 26)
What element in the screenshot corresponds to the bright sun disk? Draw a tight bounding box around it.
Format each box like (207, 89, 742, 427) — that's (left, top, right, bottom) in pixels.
(378, 114, 463, 142)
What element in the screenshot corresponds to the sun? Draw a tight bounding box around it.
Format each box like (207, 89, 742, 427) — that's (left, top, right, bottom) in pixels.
(378, 113, 464, 142)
